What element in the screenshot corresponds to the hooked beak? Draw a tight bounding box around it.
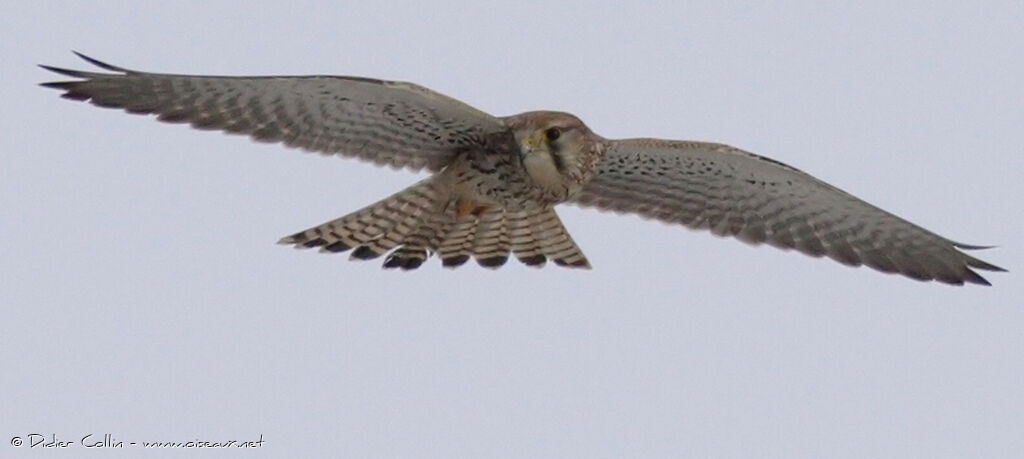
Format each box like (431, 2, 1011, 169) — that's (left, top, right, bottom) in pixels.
(519, 132, 543, 156)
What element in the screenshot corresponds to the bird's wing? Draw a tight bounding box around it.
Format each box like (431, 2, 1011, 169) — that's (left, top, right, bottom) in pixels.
(571, 138, 1004, 285)
(40, 52, 504, 172)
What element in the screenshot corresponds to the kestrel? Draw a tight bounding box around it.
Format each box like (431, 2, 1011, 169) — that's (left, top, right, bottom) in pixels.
(40, 52, 1004, 285)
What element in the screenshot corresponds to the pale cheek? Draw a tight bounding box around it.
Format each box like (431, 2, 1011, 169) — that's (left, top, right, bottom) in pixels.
(523, 154, 565, 188)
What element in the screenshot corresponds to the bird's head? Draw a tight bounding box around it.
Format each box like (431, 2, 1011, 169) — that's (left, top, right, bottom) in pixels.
(506, 111, 604, 197)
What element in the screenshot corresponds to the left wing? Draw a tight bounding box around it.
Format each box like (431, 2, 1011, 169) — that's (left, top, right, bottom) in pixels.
(571, 138, 1004, 285)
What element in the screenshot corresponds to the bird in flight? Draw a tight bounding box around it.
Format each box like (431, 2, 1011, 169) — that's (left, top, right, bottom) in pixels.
(40, 52, 1004, 285)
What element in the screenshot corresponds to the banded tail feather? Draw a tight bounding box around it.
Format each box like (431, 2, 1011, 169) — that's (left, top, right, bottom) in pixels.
(502, 208, 589, 268)
(278, 180, 591, 270)
(278, 178, 442, 262)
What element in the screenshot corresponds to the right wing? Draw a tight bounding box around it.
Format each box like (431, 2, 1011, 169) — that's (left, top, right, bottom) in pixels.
(40, 52, 505, 172)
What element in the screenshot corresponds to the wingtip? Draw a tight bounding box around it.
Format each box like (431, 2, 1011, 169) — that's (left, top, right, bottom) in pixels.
(38, 64, 89, 79)
(953, 242, 998, 250)
(951, 241, 1007, 274)
(71, 50, 128, 72)
(965, 256, 1007, 273)
(957, 268, 993, 286)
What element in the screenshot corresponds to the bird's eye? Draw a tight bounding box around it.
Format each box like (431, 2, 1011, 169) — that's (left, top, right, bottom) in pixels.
(545, 127, 561, 142)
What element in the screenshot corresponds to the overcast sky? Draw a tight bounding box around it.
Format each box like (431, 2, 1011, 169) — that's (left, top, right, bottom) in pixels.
(2, 2, 1022, 458)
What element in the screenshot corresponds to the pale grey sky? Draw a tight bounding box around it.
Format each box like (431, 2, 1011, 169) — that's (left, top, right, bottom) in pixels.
(2, 2, 1022, 458)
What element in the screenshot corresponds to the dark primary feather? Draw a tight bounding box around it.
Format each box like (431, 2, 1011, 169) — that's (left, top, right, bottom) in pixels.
(573, 139, 1005, 286)
(40, 52, 504, 172)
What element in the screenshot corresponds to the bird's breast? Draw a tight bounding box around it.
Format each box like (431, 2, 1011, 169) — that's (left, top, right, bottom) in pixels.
(441, 152, 564, 212)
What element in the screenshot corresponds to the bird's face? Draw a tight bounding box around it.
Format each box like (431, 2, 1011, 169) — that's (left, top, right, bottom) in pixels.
(511, 111, 601, 197)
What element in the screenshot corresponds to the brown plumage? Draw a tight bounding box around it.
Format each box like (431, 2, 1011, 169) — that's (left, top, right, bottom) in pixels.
(40, 52, 1004, 285)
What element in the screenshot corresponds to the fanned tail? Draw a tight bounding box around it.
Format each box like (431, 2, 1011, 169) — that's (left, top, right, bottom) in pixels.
(279, 180, 590, 270)
(279, 178, 443, 268)
(432, 207, 591, 270)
